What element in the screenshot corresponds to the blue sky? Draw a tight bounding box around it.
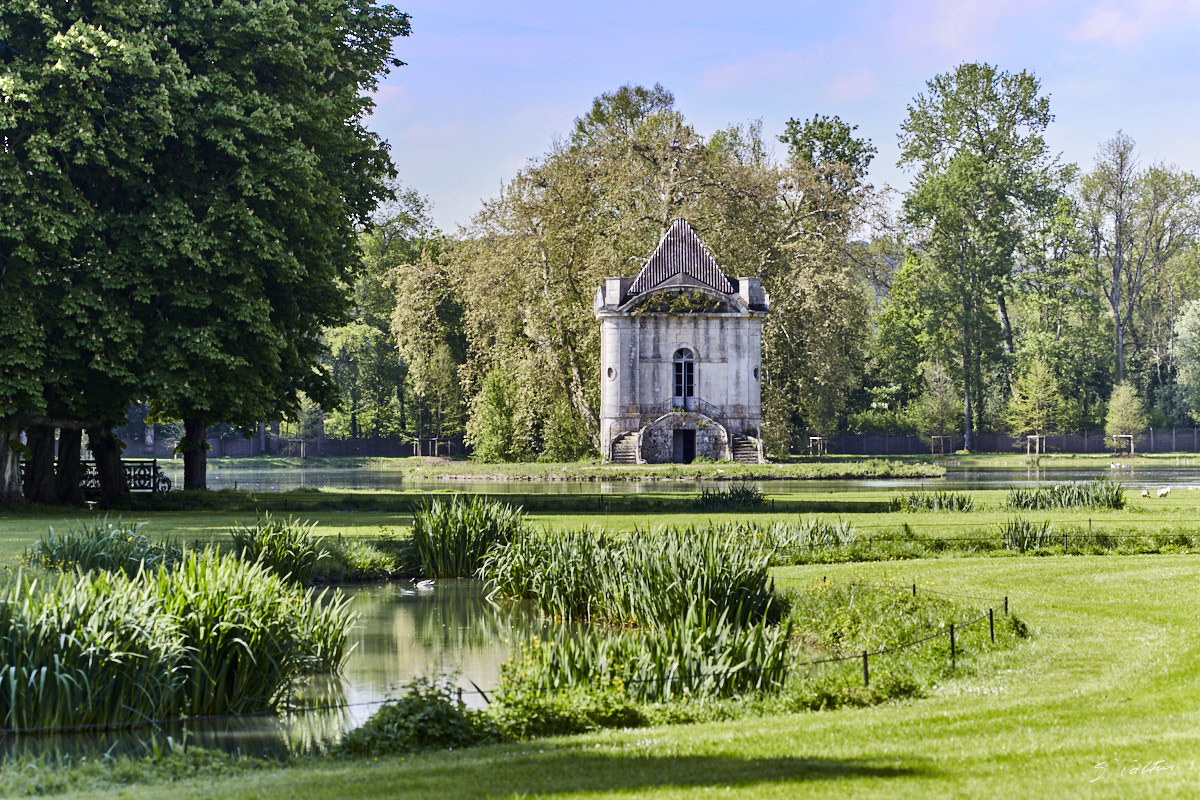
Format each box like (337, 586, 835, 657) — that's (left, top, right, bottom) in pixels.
(367, 1, 1200, 232)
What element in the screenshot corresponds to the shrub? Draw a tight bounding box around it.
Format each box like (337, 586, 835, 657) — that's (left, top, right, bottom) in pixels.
(337, 678, 498, 756)
(26, 517, 183, 576)
(411, 496, 525, 578)
(487, 686, 646, 739)
(230, 514, 326, 585)
(315, 539, 397, 583)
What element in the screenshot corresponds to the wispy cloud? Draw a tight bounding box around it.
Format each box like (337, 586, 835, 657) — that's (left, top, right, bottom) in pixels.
(1074, 0, 1200, 48)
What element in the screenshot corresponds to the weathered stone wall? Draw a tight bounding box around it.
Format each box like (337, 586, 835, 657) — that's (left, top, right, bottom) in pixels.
(639, 412, 728, 463)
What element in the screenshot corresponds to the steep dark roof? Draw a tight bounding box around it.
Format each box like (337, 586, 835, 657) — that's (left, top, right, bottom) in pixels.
(627, 219, 735, 295)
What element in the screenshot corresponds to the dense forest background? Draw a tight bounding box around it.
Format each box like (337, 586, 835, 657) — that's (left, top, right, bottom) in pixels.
(312, 65, 1200, 459)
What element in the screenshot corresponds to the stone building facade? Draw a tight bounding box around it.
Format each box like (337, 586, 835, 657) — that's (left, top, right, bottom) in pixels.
(594, 219, 768, 463)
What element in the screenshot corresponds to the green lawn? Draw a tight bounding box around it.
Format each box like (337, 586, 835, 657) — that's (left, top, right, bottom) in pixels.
(34, 554, 1199, 799)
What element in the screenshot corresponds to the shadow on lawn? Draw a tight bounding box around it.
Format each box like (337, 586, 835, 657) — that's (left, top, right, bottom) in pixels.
(423, 751, 932, 796)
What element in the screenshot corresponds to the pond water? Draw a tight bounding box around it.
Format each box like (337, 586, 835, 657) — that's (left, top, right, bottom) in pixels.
(153, 460, 1200, 494)
(2, 581, 544, 761)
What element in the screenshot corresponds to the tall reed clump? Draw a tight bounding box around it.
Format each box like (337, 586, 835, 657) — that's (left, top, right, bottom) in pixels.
(890, 491, 974, 512)
(482, 525, 779, 627)
(692, 481, 766, 511)
(0, 550, 355, 732)
(999, 517, 1056, 552)
(1005, 479, 1125, 510)
(26, 518, 183, 575)
(411, 496, 525, 578)
(230, 514, 325, 584)
(503, 605, 793, 703)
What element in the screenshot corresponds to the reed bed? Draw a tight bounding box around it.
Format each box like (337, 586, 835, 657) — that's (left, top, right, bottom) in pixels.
(999, 517, 1056, 552)
(714, 518, 858, 556)
(692, 481, 766, 511)
(1005, 479, 1125, 510)
(411, 496, 525, 578)
(25, 518, 183, 575)
(889, 491, 975, 512)
(481, 525, 779, 627)
(230, 514, 325, 585)
(0, 549, 355, 732)
(502, 606, 793, 702)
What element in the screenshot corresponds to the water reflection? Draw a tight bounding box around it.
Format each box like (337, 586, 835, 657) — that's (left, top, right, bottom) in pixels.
(0, 581, 542, 762)
(152, 461, 1200, 494)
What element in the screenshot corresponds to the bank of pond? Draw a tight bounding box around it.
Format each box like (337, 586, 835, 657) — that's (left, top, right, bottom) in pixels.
(0, 494, 1045, 780)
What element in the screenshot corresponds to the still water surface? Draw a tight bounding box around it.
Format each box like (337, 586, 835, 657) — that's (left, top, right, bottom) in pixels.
(155, 461, 1200, 493)
(4, 581, 542, 760)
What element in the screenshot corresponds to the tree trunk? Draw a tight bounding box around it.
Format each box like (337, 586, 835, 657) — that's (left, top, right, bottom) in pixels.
(0, 428, 23, 505)
(56, 427, 84, 506)
(182, 417, 209, 490)
(87, 423, 129, 507)
(23, 425, 57, 504)
(961, 335, 973, 453)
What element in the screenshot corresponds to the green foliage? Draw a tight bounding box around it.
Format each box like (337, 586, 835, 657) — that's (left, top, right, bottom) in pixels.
(337, 677, 498, 757)
(482, 525, 779, 627)
(486, 685, 646, 740)
(1105, 382, 1149, 439)
(411, 496, 525, 578)
(999, 517, 1056, 552)
(631, 290, 730, 315)
(315, 538, 398, 583)
(890, 491, 975, 512)
(467, 368, 526, 462)
(499, 607, 793, 703)
(1004, 479, 1125, 510)
(0, 549, 354, 730)
(1006, 357, 1064, 438)
(27, 517, 182, 575)
(230, 514, 326, 585)
(693, 481, 766, 511)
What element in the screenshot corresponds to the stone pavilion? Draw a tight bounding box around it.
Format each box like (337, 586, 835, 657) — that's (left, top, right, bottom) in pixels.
(594, 219, 768, 463)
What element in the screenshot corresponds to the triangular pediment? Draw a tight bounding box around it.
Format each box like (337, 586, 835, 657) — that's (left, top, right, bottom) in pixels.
(627, 219, 735, 296)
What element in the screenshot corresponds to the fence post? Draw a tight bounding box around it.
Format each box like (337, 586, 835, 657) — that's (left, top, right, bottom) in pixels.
(913, 583, 917, 597)
(949, 623, 956, 673)
(1063, 532, 1069, 550)
(862, 650, 869, 688)
(1004, 596, 1009, 615)
(989, 608, 995, 643)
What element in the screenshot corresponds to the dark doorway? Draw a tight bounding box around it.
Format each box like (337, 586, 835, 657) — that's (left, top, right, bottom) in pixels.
(672, 430, 696, 463)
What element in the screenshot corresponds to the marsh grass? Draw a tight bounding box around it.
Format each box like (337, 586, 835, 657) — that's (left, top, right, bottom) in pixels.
(1004, 478, 1125, 510)
(230, 514, 325, 585)
(0, 550, 355, 731)
(500, 606, 793, 703)
(999, 517, 1056, 552)
(692, 482, 766, 511)
(26, 517, 183, 575)
(411, 496, 524, 578)
(890, 491, 974, 512)
(482, 525, 779, 626)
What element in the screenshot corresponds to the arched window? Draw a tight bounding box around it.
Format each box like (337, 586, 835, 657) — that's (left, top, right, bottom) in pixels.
(673, 348, 694, 409)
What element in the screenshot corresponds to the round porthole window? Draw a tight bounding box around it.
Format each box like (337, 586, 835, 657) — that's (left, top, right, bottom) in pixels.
(753, 367, 760, 380)
(607, 367, 615, 379)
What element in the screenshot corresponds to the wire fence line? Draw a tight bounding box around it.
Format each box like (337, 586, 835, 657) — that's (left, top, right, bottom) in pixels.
(0, 580, 1012, 738)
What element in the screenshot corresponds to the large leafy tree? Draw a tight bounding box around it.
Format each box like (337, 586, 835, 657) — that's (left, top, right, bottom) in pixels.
(140, 0, 409, 489)
(0, 0, 410, 500)
(1080, 131, 1200, 385)
(898, 63, 1065, 449)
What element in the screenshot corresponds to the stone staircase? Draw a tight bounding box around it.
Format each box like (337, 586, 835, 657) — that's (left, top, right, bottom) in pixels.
(610, 433, 639, 464)
(730, 435, 761, 464)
